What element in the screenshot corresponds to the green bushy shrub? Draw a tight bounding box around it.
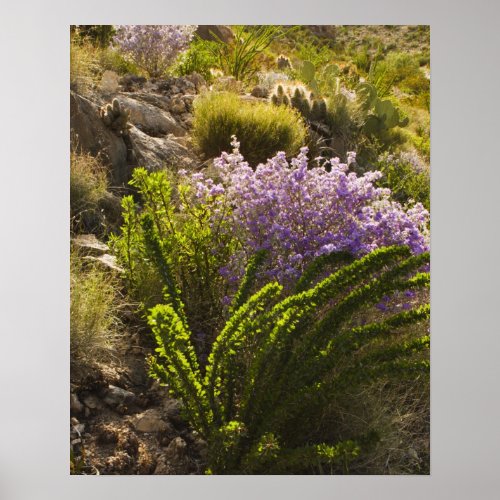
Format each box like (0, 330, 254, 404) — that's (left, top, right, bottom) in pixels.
(377, 153, 430, 210)
(147, 245, 430, 474)
(70, 251, 121, 362)
(110, 167, 239, 349)
(174, 37, 218, 83)
(192, 92, 307, 166)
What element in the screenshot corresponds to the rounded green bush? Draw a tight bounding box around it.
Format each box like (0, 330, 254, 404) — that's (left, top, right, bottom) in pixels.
(192, 91, 307, 166)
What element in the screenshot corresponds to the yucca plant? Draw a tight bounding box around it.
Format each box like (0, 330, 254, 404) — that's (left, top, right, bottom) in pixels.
(147, 244, 430, 474)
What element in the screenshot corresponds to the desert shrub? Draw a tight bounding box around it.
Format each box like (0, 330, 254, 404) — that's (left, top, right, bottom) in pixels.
(192, 92, 307, 166)
(71, 25, 116, 48)
(70, 152, 110, 234)
(191, 139, 429, 286)
(377, 152, 430, 210)
(383, 52, 421, 85)
(70, 31, 140, 93)
(109, 167, 238, 351)
(315, 368, 430, 474)
(400, 71, 430, 96)
(293, 39, 337, 69)
(97, 48, 141, 76)
(70, 34, 102, 92)
(353, 45, 371, 73)
(174, 36, 218, 83)
(147, 245, 430, 474)
(70, 251, 121, 362)
(113, 25, 197, 78)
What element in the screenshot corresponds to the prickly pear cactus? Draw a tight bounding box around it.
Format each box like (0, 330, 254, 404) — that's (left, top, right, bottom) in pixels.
(100, 98, 131, 135)
(300, 60, 316, 83)
(356, 82, 408, 136)
(356, 82, 378, 110)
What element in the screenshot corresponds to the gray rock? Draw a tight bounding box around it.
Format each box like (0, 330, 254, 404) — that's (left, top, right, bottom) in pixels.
(100, 70, 120, 93)
(119, 74, 147, 92)
(102, 385, 136, 408)
(164, 436, 187, 459)
(82, 394, 101, 410)
(163, 398, 182, 419)
(251, 85, 269, 98)
(185, 72, 206, 92)
(70, 393, 84, 414)
(129, 126, 197, 171)
(181, 94, 196, 111)
(131, 409, 172, 433)
(195, 25, 234, 44)
(154, 437, 189, 474)
(125, 92, 172, 113)
(170, 97, 186, 115)
(70, 91, 129, 186)
(117, 95, 186, 137)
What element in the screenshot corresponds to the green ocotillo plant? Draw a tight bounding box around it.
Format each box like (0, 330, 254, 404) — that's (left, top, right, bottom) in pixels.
(205, 25, 284, 83)
(147, 245, 430, 474)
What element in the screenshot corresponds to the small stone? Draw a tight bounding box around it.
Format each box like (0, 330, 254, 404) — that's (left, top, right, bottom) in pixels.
(73, 423, 86, 435)
(170, 97, 186, 114)
(165, 436, 187, 460)
(100, 70, 120, 93)
(102, 385, 136, 408)
(251, 85, 269, 98)
(70, 393, 84, 414)
(163, 398, 182, 420)
(82, 394, 101, 410)
(131, 409, 171, 433)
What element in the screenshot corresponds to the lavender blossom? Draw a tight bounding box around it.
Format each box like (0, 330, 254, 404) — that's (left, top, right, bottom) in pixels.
(185, 137, 430, 284)
(113, 25, 197, 78)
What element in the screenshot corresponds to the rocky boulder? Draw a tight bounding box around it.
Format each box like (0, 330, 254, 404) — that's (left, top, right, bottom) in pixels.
(70, 91, 129, 186)
(195, 25, 234, 44)
(129, 126, 197, 171)
(117, 95, 186, 137)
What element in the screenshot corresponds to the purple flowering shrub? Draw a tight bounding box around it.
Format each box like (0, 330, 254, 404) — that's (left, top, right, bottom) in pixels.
(184, 137, 429, 285)
(113, 25, 197, 77)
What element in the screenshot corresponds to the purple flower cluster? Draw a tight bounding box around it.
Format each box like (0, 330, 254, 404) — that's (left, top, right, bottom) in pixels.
(113, 25, 197, 77)
(186, 137, 430, 283)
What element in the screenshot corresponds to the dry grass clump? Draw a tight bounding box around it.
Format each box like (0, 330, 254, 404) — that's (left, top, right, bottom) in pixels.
(70, 251, 121, 363)
(70, 151, 121, 235)
(70, 33, 141, 94)
(70, 35, 103, 94)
